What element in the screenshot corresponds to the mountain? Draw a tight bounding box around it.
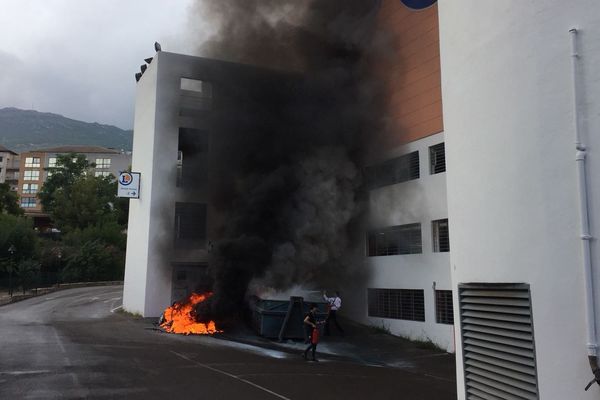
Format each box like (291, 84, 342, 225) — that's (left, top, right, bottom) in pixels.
(0, 108, 133, 153)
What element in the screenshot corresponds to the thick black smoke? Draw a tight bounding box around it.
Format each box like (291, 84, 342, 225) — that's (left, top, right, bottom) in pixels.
(189, 0, 386, 321)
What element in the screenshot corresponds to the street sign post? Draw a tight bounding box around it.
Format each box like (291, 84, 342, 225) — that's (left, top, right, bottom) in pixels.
(117, 172, 141, 199)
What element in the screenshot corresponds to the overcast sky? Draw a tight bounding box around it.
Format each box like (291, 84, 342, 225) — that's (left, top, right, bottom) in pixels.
(0, 0, 206, 129)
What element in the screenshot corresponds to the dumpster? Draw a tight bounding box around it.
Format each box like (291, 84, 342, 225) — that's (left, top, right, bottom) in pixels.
(249, 296, 328, 340)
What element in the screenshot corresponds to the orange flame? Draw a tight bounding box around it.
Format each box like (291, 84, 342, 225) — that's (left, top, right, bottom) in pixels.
(160, 292, 222, 335)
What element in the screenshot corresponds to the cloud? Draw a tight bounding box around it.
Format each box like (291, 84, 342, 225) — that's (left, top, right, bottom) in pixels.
(0, 0, 194, 129)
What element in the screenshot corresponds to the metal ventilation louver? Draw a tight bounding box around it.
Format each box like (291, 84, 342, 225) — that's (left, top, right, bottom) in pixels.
(459, 283, 539, 400)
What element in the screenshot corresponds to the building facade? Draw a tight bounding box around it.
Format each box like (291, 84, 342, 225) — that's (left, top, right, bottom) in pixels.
(0, 145, 20, 191)
(16, 146, 131, 216)
(439, 0, 600, 398)
(343, 0, 454, 352)
(123, 1, 600, 397)
(123, 52, 295, 317)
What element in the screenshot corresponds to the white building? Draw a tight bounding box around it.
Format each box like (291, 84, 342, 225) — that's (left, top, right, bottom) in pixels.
(123, 1, 456, 351)
(124, 2, 600, 397)
(439, 0, 600, 398)
(342, 0, 455, 352)
(123, 52, 293, 317)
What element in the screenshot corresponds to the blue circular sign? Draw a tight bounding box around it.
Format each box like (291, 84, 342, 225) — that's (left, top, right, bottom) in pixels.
(400, 0, 437, 10)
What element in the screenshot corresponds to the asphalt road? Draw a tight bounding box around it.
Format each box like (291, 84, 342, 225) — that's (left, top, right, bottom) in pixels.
(0, 286, 456, 399)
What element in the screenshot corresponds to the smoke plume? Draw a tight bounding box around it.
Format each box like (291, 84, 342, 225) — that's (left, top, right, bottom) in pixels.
(187, 0, 385, 320)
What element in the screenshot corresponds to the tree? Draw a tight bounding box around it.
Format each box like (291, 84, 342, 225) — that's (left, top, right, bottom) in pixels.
(51, 174, 120, 232)
(0, 183, 23, 216)
(0, 214, 38, 261)
(60, 240, 124, 283)
(0, 214, 38, 294)
(38, 153, 91, 217)
(14, 259, 41, 294)
(38, 153, 126, 233)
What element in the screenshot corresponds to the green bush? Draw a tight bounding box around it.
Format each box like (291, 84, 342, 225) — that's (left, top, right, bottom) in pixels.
(60, 239, 124, 283)
(14, 259, 41, 293)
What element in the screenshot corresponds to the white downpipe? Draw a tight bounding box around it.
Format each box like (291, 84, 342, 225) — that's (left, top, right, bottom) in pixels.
(569, 28, 597, 360)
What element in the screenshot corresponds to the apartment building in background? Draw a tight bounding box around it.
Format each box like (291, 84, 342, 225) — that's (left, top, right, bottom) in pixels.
(0, 145, 20, 191)
(17, 145, 131, 219)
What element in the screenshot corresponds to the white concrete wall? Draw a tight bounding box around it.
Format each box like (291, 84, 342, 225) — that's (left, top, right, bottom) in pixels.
(344, 132, 454, 352)
(123, 54, 159, 316)
(123, 52, 211, 317)
(438, 1, 600, 398)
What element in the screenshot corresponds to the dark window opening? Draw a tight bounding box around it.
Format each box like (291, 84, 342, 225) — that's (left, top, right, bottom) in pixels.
(429, 142, 446, 174)
(367, 223, 422, 256)
(435, 290, 453, 324)
(432, 219, 450, 252)
(177, 128, 208, 188)
(365, 151, 420, 189)
(180, 78, 212, 115)
(368, 288, 425, 322)
(174, 202, 207, 248)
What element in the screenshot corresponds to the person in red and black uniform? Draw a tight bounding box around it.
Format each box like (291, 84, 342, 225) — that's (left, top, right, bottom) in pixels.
(303, 304, 320, 362)
(323, 291, 344, 336)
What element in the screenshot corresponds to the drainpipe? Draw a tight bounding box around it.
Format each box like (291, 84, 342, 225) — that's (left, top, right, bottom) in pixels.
(569, 28, 600, 391)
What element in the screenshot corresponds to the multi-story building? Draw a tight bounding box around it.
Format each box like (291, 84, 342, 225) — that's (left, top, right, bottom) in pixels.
(123, 0, 600, 398)
(123, 51, 295, 317)
(17, 145, 131, 217)
(342, 0, 453, 352)
(438, 1, 600, 398)
(0, 145, 20, 191)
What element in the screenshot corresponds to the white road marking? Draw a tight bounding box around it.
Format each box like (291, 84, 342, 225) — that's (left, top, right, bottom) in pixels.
(110, 305, 123, 313)
(170, 351, 292, 400)
(104, 297, 122, 303)
(0, 370, 51, 375)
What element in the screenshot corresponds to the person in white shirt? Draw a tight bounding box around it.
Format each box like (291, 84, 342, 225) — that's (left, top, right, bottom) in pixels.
(322, 291, 344, 336)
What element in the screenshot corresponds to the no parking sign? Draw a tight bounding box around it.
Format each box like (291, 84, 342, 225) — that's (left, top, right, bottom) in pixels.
(117, 172, 141, 199)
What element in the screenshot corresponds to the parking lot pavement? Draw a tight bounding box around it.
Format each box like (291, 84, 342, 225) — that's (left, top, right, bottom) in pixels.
(217, 318, 457, 386)
(0, 286, 457, 399)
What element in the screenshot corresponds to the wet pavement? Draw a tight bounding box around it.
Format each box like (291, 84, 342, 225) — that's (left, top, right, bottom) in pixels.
(218, 319, 456, 384)
(0, 285, 457, 399)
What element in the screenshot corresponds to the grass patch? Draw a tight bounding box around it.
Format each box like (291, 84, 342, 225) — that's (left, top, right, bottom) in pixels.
(115, 308, 143, 319)
(369, 321, 391, 334)
(412, 337, 445, 352)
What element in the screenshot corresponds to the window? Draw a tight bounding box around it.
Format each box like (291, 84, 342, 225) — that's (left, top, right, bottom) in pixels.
(20, 197, 36, 208)
(174, 202, 207, 247)
(429, 143, 445, 174)
(432, 219, 450, 252)
(25, 157, 41, 168)
(0, 156, 3, 162)
(365, 151, 419, 189)
(180, 78, 212, 115)
(95, 171, 111, 177)
(180, 78, 212, 95)
(368, 288, 425, 321)
(367, 223, 422, 256)
(435, 290, 453, 324)
(23, 170, 40, 181)
(48, 157, 57, 168)
(22, 183, 39, 194)
(177, 128, 209, 187)
(95, 158, 111, 169)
